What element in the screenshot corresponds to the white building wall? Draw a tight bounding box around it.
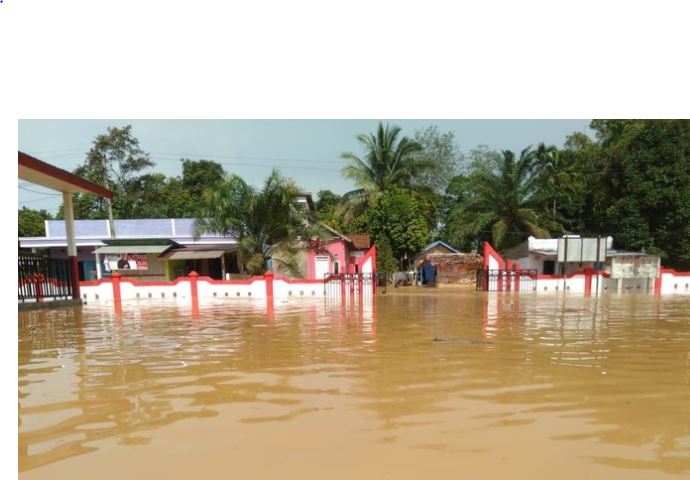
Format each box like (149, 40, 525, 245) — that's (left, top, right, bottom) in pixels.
(660, 272, 690, 295)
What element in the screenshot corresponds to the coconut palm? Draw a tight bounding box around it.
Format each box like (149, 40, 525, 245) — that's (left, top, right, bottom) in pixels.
(535, 143, 575, 215)
(339, 122, 434, 220)
(447, 147, 558, 249)
(193, 169, 318, 276)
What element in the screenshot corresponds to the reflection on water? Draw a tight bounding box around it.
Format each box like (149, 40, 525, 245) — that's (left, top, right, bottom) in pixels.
(18, 292, 690, 478)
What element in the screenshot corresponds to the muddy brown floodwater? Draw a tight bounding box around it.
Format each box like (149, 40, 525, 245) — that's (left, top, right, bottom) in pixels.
(18, 291, 690, 479)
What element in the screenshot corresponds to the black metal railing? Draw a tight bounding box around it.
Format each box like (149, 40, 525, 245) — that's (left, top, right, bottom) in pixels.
(18, 252, 74, 303)
(476, 269, 537, 292)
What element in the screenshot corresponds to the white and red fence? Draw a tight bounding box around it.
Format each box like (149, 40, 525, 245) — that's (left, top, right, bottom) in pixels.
(80, 271, 330, 302)
(481, 241, 690, 295)
(654, 268, 690, 295)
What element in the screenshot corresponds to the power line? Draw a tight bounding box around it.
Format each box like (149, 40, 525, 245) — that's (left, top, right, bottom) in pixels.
(18, 195, 61, 205)
(18, 185, 62, 196)
(149, 155, 342, 171)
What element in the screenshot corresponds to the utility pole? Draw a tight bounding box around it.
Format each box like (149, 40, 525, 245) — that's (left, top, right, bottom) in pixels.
(100, 153, 116, 238)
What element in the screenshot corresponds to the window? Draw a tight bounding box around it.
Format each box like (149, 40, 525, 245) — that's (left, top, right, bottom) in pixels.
(333, 261, 340, 274)
(543, 260, 555, 275)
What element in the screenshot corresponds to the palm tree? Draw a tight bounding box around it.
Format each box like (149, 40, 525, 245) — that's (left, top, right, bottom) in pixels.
(193, 169, 318, 276)
(339, 122, 433, 220)
(447, 147, 558, 249)
(535, 143, 574, 215)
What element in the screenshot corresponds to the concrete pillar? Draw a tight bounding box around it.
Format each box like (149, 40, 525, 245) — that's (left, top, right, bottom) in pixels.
(63, 192, 80, 300)
(264, 270, 274, 299)
(584, 268, 593, 296)
(95, 252, 102, 280)
(189, 271, 199, 319)
(505, 260, 512, 291)
(654, 274, 662, 295)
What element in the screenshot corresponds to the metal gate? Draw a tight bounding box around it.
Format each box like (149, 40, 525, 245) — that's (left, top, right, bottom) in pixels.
(18, 252, 74, 303)
(324, 273, 377, 298)
(476, 269, 537, 292)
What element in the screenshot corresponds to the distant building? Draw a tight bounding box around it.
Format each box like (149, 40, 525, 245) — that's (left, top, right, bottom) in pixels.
(19, 219, 239, 281)
(426, 253, 484, 287)
(502, 236, 614, 274)
(19, 217, 375, 282)
(305, 225, 372, 279)
(496, 235, 661, 293)
(412, 241, 483, 287)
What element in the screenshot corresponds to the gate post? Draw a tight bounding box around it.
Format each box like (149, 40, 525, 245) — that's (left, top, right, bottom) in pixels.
(505, 260, 512, 291)
(654, 273, 662, 295)
(264, 270, 274, 299)
(112, 271, 122, 303)
(584, 268, 593, 295)
(189, 271, 199, 302)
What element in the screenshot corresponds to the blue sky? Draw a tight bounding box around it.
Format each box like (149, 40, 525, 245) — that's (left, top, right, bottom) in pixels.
(18, 119, 593, 213)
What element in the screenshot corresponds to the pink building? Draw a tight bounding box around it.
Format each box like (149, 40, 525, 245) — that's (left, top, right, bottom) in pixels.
(306, 225, 372, 279)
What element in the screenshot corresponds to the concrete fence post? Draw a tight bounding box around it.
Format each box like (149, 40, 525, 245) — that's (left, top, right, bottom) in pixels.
(654, 274, 662, 295)
(189, 271, 199, 301)
(264, 271, 274, 299)
(584, 268, 593, 296)
(112, 271, 122, 303)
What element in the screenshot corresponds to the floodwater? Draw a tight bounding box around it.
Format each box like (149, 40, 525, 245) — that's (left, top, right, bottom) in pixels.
(18, 291, 690, 479)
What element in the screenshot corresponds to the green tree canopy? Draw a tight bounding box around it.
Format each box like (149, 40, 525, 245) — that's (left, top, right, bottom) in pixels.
(18, 207, 53, 237)
(352, 188, 430, 262)
(193, 169, 320, 276)
(588, 120, 690, 268)
(339, 122, 433, 221)
(314, 189, 342, 229)
(443, 147, 558, 250)
(411, 125, 464, 193)
(59, 125, 227, 220)
(62, 125, 154, 219)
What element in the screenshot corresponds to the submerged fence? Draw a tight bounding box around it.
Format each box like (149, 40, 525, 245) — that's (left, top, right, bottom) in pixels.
(476, 269, 538, 292)
(18, 252, 74, 303)
(324, 273, 378, 298)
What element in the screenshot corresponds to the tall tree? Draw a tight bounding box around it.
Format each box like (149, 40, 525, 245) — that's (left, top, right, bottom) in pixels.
(535, 143, 572, 216)
(411, 125, 464, 193)
(589, 120, 690, 268)
(444, 147, 558, 249)
(352, 188, 430, 262)
(314, 189, 342, 230)
(193, 169, 319, 276)
(163, 159, 227, 218)
(339, 122, 432, 220)
(65, 125, 154, 220)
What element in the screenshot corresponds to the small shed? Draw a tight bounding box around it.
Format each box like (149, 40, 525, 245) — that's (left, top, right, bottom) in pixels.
(412, 241, 461, 286)
(427, 253, 484, 287)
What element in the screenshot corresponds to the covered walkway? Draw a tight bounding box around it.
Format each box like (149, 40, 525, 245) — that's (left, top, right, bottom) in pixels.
(18, 151, 113, 300)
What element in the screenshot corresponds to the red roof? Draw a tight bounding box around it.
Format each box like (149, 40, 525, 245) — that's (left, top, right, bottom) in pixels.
(18, 151, 113, 198)
(349, 234, 370, 250)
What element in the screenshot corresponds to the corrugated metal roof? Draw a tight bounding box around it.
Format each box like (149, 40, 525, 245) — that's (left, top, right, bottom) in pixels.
(160, 250, 226, 260)
(94, 245, 171, 254)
